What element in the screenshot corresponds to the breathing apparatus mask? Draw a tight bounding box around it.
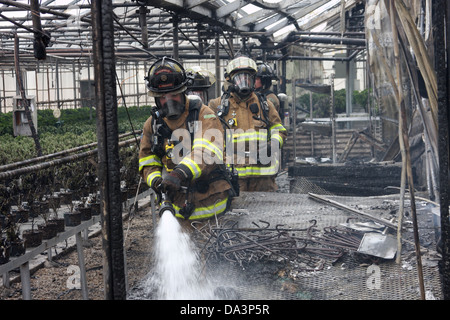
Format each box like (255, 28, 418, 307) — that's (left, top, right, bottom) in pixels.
(155, 93, 186, 120)
(230, 71, 254, 99)
(186, 89, 207, 104)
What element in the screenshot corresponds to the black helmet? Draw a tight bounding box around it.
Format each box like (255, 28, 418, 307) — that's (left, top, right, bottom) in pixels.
(256, 63, 276, 90)
(186, 66, 215, 89)
(145, 57, 189, 97)
(186, 66, 215, 103)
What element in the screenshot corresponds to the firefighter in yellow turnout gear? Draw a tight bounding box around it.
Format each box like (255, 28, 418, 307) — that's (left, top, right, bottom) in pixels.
(210, 56, 287, 192)
(139, 57, 233, 221)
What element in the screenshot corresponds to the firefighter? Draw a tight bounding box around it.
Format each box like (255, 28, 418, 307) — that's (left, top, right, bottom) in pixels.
(185, 65, 215, 104)
(210, 55, 287, 192)
(255, 62, 280, 114)
(139, 57, 233, 222)
(207, 68, 231, 113)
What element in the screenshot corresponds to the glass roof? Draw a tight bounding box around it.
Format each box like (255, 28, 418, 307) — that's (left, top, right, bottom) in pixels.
(0, 0, 365, 67)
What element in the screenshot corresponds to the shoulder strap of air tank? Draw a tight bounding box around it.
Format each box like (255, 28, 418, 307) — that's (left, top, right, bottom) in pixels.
(217, 91, 231, 118)
(186, 97, 202, 142)
(255, 91, 270, 124)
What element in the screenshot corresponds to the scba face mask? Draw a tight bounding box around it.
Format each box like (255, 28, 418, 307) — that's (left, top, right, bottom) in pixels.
(155, 93, 186, 120)
(186, 90, 207, 104)
(232, 72, 254, 98)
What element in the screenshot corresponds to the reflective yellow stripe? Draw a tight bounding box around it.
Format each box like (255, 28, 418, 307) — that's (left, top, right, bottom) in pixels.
(179, 157, 201, 179)
(232, 131, 267, 143)
(270, 123, 286, 132)
(139, 155, 162, 171)
(272, 134, 284, 147)
(270, 124, 286, 147)
(146, 171, 161, 187)
(235, 160, 279, 177)
(192, 139, 223, 161)
(173, 197, 228, 220)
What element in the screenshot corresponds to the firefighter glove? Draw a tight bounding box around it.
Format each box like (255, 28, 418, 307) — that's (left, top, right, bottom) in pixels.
(151, 177, 163, 191)
(161, 169, 186, 193)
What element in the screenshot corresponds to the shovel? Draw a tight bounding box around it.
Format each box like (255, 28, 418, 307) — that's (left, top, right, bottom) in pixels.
(357, 232, 398, 260)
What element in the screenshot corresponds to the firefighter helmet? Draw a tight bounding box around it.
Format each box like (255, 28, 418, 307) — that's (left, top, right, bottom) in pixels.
(186, 66, 215, 103)
(186, 66, 215, 89)
(226, 56, 257, 78)
(145, 57, 189, 97)
(226, 56, 257, 98)
(256, 63, 277, 90)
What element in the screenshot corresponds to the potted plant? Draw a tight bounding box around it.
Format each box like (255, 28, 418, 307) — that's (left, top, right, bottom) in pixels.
(9, 177, 32, 224)
(0, 183, 12, 229)
(63, 197, 81, 227)
(47, 194, 65, 233)
(120, 147, 140, 199)
(11, 191, 29, 224)
(4, 216, 25, 256)
(0, 237, 10, 265)
(58, 165, 75, 204)
(37, 206, 59, 240)
(26, 184, 44, 219)
(22, 216, 43, 249)
(77, 197, 92, 221)
(88, 192, 100, 216)
(84, 156, 99, 195)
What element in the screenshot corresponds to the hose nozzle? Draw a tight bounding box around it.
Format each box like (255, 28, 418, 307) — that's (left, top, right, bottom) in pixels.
(159, 201, 176, 217)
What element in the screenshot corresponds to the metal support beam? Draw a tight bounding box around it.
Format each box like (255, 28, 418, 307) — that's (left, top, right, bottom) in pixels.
(76, 231, 89, 300)
(138, 5, 148, 49)
(172, 15, 179, 60)
(435, 0, 450, 300)
(215, 33, 221, 98)
(20, 262, 31, 300)
(91, 0, 126, 300)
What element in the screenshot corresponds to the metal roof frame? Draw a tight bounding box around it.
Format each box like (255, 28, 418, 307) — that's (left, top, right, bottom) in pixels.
(0, 0, 366, 68)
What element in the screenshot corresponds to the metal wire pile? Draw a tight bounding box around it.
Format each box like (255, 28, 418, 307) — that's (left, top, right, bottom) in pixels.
(197, 218, 366, 271)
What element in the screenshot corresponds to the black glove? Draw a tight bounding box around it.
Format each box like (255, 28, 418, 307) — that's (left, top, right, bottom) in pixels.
(161, 169, 185, 193)
(151, 177, 162, 192)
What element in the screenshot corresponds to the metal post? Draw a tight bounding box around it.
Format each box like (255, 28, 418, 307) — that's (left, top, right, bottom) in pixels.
(20, 262, 31, 300)
(76, 232, 89, 300)
(435, 0, 450, 299)
(30, 0, 46, 60)
(56, 59, 60, 109)
(73, 62, 77, 108)
(292, 79, 297, 163)
(135, 61, 140, 107)
(309, 48, 314, 156)
(150, 189, 157, 230)
(14, 35, 42, 156)
(330, 74, 336, 163)
(2, 271, 10, 288)
(46, 67, 51, 107)
(35, 65, 39, 107)
(88, 59, 92, 120)
(1, 70, 5, 113)
(91, 0, 126, 300)
(47, 246, 53, 261)
(144, 61, 148, 105)
(138, 5, 148, 49)
(172, 15, 179, 61)
(215, 33, 221, 98)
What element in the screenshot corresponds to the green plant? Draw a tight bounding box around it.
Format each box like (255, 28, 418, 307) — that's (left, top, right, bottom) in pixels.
(120, 145, 140, 188)
(295, 89, 377, 118)
(5, 216, 21, 243)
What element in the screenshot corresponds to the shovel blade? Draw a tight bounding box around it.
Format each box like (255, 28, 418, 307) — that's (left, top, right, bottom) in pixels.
(357, 232, 397, 259)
